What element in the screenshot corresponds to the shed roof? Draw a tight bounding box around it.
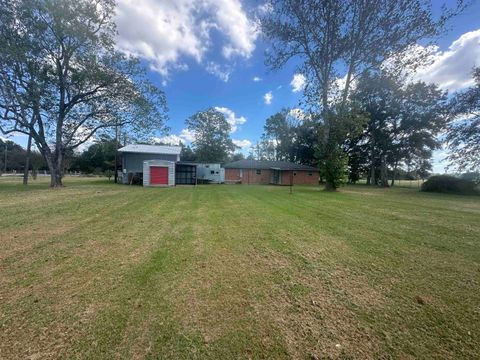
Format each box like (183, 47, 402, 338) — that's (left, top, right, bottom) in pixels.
(224, 159, 317, 171)
(118, 144, 181, 155)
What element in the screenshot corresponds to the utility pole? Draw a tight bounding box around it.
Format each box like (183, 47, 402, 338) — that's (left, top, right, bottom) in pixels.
(4, 143, 7, 174)
(114, 123, 118, 184)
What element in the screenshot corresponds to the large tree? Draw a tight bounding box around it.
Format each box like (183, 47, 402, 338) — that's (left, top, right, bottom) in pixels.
(0, 0, 168, 187)
(447, 67, 480, 173)
(261, 0, 464, 190)
(263, 109, 296, 161)
(185, 108, 236, 163)
(350, 71, 447, 186)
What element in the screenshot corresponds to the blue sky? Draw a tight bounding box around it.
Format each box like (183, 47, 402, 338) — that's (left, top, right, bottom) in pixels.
(5, 0, 480, 172)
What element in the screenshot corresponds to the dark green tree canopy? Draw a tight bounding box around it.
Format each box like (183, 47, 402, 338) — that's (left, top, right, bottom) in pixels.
(185, 108, 237, 163)
(349, 71, 448, 185)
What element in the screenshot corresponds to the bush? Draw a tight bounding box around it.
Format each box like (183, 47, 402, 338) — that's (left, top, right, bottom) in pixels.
(421, 175, 478, 195)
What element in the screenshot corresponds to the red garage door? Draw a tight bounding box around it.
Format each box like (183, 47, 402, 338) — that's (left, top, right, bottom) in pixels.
(150, 166, 169, 185)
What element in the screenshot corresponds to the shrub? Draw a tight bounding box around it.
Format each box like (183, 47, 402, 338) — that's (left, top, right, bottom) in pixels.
(421, 175, 478, 195)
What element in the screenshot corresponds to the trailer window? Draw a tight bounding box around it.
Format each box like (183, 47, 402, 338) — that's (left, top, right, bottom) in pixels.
(256, 169, 261, 175)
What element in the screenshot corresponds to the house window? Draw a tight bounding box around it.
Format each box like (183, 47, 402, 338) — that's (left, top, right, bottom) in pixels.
(239, 169, 243, 178)
(308, 172, 313, 176)
(210, 170, 215, 175)
(256, 169, 261, 175)
(205, 165, 210, 168)
(293, 172, 297, 176)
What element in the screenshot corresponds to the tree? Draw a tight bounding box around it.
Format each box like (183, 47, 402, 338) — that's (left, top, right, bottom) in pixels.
(71, 136, 119, 174)
(261, 0, 464, 190)
(0, 0, 168, 187)
(180, 143, 196, 162)
(350, 71, 447, 186)
(447, 67, 480, 173)
(263, 110, 295, 161)
(230, 152, 245, 162)
(0, 137, 46, 174)
(185, 108, 237, 163)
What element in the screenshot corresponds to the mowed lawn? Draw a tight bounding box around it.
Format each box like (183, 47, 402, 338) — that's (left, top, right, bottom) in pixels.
(0, 178, 479, 359)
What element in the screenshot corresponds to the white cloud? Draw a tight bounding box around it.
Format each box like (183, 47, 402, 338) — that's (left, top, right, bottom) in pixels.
(414, 29, 480, 91)
(253, 76, 262, 82)
(115, 0, 258, 78)
(232, 139, 252, 148)
(264, 91, 273, 105)
(214, 106, 247, 132)
(153, 134, 183, 145)
(288, 108, 307, 121)
(290, 73, 306, 92)
(179, 128, 196, 142)
(206, 62, 231, 82)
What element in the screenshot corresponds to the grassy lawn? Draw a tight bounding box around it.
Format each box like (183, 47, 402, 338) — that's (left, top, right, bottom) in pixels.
(1, 177, 479, 359)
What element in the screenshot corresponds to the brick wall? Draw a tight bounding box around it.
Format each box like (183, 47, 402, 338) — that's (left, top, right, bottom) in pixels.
(225, 168, 319, 185)
(225, 168, 271, 184)
(281, 170, 319, 185)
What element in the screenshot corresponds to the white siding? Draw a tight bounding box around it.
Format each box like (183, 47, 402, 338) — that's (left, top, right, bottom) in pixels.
(143, 160, 175, 187)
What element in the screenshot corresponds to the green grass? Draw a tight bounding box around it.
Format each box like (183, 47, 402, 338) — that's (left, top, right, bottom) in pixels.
(1, 177, 479, 359)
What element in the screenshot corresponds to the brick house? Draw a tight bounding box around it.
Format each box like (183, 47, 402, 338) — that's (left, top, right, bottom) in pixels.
(224, 160, 319, 185)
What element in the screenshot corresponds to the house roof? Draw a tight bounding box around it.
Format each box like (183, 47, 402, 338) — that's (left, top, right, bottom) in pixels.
(224, 159, 318, 171)
(118, 144, 181, 155)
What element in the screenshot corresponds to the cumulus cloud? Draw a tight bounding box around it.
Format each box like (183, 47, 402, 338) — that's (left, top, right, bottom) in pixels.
(414, 29, 480, 92)
(232, 139, 252, 148)
(290, 73, 306, 93)
(214, 106, 247, 132)
(115, 0, 258, 78)
(153, 134, 183, 145)
(253, 76, 262, 82)
(179, 128, 196, 142)
(288, 108, 307, 121)
(264, 91, 273, 105)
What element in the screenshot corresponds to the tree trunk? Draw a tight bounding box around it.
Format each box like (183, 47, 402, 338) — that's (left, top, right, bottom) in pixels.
(369, 163, 376, 186)
(23, 133, 32, 185)
(380, 154, 389, 187)
(45, 153, 64, 188)
(391, 159, 398, 187)
(50, 164, 63, 187)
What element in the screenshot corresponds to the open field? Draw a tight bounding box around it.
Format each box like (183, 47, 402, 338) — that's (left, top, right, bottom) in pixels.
(1, 177, 479, 359)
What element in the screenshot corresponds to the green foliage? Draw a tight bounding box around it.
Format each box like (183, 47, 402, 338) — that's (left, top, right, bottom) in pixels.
(71, 137, 119, 174)
(421, 175, 478, 195)
(0, 138, 46, 172)
(180, 143, 196, 162)
(319, 145, 348, 190)
(349, 71, 447, 186)
(186, 108, 237, 163)
(447, 67, 480, 173)
(260, 109, 318, 166)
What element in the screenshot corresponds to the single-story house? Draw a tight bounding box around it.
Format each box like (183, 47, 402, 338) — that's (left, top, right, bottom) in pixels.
(118, 144, 224, 186)
(224, 159, 319, 185)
